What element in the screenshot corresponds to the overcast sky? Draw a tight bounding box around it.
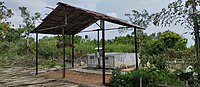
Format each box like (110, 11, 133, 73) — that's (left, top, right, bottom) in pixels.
(2, 0, 194, 46)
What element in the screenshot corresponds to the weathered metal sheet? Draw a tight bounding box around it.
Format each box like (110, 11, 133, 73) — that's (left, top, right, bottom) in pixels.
(31, 2, 143, 35)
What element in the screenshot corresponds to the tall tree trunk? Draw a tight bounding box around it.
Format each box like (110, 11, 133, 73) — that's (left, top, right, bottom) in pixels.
(192, 0, 200, 80)
(193, 25, 200, 80)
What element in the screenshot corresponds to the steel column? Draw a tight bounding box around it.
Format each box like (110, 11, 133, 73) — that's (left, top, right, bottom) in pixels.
(72, 34, 75, 68)
(100, 20, 105, 85)
(97, 30, 100, 68)
(62, 28, 66, 78)
(36, 33, 38, 75)
(134, 27, 139, 69)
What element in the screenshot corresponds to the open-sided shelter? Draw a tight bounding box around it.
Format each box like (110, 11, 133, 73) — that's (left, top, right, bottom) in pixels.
(31, 2, 144, 85)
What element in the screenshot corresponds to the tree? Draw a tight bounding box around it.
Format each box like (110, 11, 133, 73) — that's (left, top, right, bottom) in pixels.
(125, 0, 200, 79)
(158, 31, 187, 50)
(0, 1, 13, 41)
(139, 30, 187, 70)
(142, 31, 187, 55)
(0, 2, 13, 21)
(5, 28, 22, 42)
(19, 7, 41, 54)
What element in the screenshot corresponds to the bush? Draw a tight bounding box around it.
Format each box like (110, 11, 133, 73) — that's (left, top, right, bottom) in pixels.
(110, 68, 184, 87)
(0, 57, 6, 68)
(39, 59, 60, 68)
(49, 60, 57, 68)
(174, 69, 193, 81)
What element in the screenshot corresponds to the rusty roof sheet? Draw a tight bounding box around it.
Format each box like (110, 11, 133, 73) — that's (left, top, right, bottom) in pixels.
(31, 2, 143, 34)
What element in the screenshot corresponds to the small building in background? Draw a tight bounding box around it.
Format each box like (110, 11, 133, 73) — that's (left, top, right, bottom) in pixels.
(87, 48, 140, 69)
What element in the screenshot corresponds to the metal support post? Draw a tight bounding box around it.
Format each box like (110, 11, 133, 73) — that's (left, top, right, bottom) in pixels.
(36, 33, 38, 75)
(134, 27, 139, 69)
(97, 30, 100, 68)
(101, 20, 106, 85)
(62, 28, 65, 79)
(72, 34, 75, 68)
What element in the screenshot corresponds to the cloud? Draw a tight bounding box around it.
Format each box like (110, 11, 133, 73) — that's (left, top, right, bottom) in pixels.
(2, 0, 49, 27)
(2, 0, 101, 27)
(64, 0, 100, 11)
(0, 0, 194, 46)
(95, 0, 194, 46)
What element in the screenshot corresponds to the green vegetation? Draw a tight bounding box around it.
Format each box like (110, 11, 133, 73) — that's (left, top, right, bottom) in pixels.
(0, 1, 193, 68)
(110, 68, 184, 87)
(125, 0, 200, 80)
(0, 1, 199, 86)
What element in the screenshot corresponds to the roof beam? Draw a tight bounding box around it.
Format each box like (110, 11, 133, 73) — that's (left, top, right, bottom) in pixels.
(53, 9, 76, 26)
(36, 21, 95, 32)
(38, 24, 67, 32)
(31, 2, 144, 34)
(81, 26, 130, 33)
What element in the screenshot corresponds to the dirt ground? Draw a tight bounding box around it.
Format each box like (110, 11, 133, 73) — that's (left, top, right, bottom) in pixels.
(40, 69, 111, 85)
(0, 67, 78, 87)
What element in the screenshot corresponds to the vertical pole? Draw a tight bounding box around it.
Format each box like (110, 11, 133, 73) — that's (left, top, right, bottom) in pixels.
(192, 0, 200, 80)
(36, 32, 38, 75)
(72, 34, 75, 68)
(97, 30, 100, 68)
(134, 27, 139, 69)
(62, 28, 65, 79)
(186, 80, 188, 87)
(140, 77, 142, 87)
(101, 20, 105, 85)
(62, 7, 67, 79)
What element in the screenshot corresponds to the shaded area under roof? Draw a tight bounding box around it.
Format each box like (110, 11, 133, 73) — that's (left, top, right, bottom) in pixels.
(31, 2, 143, 35)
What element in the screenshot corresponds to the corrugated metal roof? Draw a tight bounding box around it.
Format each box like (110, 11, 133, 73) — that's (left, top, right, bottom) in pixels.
(31, 2, 144, 34)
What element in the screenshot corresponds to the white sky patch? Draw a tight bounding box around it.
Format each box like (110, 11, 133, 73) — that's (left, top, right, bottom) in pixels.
(65, 0, 100, 11)
(106, 12, 118, 18)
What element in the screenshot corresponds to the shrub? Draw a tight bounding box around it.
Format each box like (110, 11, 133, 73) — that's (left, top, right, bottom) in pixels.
(110, 68, 184, 87)
(0, 57, 6, 68)
(49, 60, 57, 68)
(39, 59, 60, 68)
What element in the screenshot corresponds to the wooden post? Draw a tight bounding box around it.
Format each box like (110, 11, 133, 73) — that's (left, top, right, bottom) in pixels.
(134, 27, 139, 69)
(101, 20, 106, 85)
(36, 32, 38, 75)
(62, 6, 67, 78)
